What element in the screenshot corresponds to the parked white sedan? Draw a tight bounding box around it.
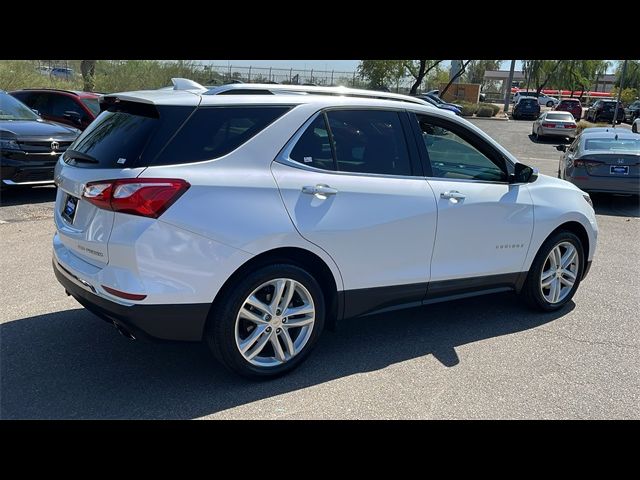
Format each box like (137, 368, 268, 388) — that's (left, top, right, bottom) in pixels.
(532, 111, 578, 140)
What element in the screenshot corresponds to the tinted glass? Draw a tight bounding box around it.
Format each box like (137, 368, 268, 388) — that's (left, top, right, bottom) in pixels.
(155, 106, 290, 166)
(0, 92, 39, 121)
(81, 98, 100, 116)
(546, 113, 574, 121)
(68, 110, 160, 168)
(326, 110, 412, 176)
(559, 100, 580, 106)
(585, 138, 640, 151)
(290, 115, 335, 170)
(50, 95, 85, 118)
(520, 99, 538, 106)
(416, 117, 506, 182)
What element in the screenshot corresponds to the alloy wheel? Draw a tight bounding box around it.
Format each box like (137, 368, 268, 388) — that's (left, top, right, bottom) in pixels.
(539, 241, 580, 304)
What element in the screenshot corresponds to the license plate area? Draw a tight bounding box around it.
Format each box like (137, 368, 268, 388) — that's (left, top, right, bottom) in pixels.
(61, 194, 79, 223)
(610, 165, 629, 175)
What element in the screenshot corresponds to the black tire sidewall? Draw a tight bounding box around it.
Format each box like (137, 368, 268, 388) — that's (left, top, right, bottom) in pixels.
(207, 264, 326, 379)
(523, 231, 585, 311)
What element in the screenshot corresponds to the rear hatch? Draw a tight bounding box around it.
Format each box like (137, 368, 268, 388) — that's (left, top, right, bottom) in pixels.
(578, 137, 640, 178)
(54, 98, 196, 267)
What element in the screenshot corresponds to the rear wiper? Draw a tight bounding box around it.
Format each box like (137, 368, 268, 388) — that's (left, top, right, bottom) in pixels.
(64, 149, 99, 164)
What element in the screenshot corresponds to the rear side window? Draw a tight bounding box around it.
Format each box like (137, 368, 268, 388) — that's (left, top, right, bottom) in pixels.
(154, 106, 290, 165)
(327, 110, 412, 176)
(290, 115, 335, 170)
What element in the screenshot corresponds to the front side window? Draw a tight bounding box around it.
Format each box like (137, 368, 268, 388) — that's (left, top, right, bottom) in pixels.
(326, 110, 412, 176)
(415, 115, 506, 182)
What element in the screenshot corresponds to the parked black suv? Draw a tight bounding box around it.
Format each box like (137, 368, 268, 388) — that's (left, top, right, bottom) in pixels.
(624, 100, 640, 124)
(512, 97, 540, 120)
(585, 99, 624, 124)
(0, 91, 80, 186)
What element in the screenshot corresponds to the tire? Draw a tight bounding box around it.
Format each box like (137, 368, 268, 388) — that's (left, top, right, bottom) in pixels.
(547, 101, 554, 107)
(205, 263, 325, 379)
(519, 230, 585, 312)
(536, 127, 543, 140)
(633, 123, 637, 133)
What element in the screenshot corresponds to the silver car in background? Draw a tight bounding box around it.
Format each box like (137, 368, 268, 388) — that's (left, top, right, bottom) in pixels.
(557, 128, 640, 195)
(533, 111, 578, 141)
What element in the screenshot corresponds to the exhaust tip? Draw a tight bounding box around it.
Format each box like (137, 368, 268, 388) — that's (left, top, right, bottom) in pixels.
(113, 322, 136, 340)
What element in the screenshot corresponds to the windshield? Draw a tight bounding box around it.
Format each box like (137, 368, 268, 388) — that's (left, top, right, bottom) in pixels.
(585, 138, 640, 152)
(0, 92, 40, 121)
(81, 98, 100, 116)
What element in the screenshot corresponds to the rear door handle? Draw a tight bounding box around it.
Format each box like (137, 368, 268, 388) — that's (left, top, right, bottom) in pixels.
(302, 184, 338, 197)
(440, 190, 466, 200)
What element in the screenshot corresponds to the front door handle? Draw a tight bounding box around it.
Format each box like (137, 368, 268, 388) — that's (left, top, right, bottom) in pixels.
(440, 190, 466, 200)
(302, 184, 338, 197)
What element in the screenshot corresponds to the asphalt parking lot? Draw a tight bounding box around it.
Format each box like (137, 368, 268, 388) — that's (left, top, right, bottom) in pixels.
(1, 118, 638, 419)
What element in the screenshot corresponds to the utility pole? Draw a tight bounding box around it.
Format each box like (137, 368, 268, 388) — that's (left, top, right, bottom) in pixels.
(504, 60, 516, 115)
(612, 59, 627, 129)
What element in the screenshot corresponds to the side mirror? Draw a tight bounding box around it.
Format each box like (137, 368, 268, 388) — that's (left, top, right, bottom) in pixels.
(63, 111, 83, 126)
(556, 145, 567, 152)
(511, 162, 538, 183)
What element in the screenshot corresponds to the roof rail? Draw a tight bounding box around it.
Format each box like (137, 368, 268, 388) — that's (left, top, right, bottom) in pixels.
(171, 78, 206, 91)
(203, 83, 429, 106)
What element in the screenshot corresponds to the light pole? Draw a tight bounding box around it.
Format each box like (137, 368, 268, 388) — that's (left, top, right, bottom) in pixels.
(504, 60, 516, 115)
(612, 59, 627, 129)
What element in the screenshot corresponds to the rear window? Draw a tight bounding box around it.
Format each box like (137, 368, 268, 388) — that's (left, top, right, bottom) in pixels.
(154, 106, 290, 165)
(546, 113, 574, 121)
(559, 100, 580, 106)
(585, 138, 640, 151)
(519, 99, 538, 106)
(65, 104, 289, 168)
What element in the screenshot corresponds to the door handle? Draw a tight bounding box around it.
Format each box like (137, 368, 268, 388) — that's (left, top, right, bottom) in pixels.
(440, 190, 466, 200)
(302, 184, 338, 197)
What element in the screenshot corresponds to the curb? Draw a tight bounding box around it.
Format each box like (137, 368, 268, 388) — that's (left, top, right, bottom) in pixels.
(465, 115, 509, 122)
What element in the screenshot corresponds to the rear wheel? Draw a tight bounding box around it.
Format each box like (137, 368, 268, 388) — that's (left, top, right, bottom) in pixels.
(520, 231, 584, 311)
(633, 123, 637, 133)
(205, 264, 325, 379)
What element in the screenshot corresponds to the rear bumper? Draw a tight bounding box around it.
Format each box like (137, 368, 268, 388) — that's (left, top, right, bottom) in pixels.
(540, 127, 576, 138)
(567, 175, 639, 195)
(53, 257, 210, 342)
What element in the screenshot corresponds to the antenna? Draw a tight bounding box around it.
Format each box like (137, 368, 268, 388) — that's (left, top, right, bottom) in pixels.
(171, 78, 206, 91)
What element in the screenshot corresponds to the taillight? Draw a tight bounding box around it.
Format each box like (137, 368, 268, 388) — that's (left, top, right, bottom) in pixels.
(542, 123, 556, 128)
(82, 178, 190, 218)
(574, 159, 602, 168)
(564, 124, 576, 129)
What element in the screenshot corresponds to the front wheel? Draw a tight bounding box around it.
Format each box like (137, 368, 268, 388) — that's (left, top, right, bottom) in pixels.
(206, 264, 325, 379)
(519, 231, 585, 311)
(633, 123, 638, 133)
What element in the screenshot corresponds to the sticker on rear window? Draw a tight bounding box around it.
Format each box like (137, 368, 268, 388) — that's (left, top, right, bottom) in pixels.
(117, 158, 126, 164)
(304, 156, 313, 163)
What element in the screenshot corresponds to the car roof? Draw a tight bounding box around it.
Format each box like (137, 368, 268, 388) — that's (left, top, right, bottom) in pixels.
(580, 128, 637, 139)
(10, 88, 99, 98)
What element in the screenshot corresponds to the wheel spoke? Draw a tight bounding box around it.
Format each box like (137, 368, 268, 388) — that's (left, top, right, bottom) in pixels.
(561, 246, 577, 269)
(562, 269, 577, 281)
(279, 328, 295, 357)
(245, 294, 271, 315)
(541, 269, 555, 283)
(239, 306, 268, 325)
(552, 278, 562, 303)
(240, 325, 269, 355)
(270, 334, 286, 362)
(270, 279, 287, 310)
(281, 280, 296, 311)
(559, 275, 574, 287)
(551, 247, 561, 269)
(548, 277, 558, 303)
(284, 304, 314, 318)
(283, 315, 314, 328)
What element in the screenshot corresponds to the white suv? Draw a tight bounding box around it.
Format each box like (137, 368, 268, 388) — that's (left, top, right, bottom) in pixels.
(52, 81, 598, 378)
(513, 91, 560, 107)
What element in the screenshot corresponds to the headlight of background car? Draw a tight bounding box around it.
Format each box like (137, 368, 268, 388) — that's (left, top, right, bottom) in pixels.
(0, 138, 21, 151)
(583, 194, 593, 208)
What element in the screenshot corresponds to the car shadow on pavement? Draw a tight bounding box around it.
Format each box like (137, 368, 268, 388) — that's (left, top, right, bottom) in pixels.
(591, 193, 640, 218)
(527, 134, 572, 145)
(0, 185, 56, 207)
(0, 292, 573, 419)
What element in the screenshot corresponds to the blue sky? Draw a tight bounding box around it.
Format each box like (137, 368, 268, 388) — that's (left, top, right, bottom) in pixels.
(204, 60, 618, 73)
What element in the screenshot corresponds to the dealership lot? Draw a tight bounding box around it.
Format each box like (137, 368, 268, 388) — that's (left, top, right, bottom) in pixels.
(1, 118, 638, 419)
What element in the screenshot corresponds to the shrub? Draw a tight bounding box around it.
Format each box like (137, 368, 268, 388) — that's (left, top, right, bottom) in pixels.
(476, 106, 495, 117)
(576, 120, 609, 135)
(487, 103, 501, 116)
(457, 101, 478, 116)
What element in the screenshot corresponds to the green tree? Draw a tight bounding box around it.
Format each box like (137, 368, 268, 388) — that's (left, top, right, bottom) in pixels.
(464, 60, 501, 84)
(609, 87, 638, 104)
(404, 60, 443, 94)
(357, 60, 405, 91)
(615, 60, 640, 91)
(522, 60, 561, 94)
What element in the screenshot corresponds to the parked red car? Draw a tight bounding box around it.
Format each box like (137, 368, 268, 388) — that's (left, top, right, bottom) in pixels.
(9, 89, 100, 130)
(554, 98, 582, 121)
